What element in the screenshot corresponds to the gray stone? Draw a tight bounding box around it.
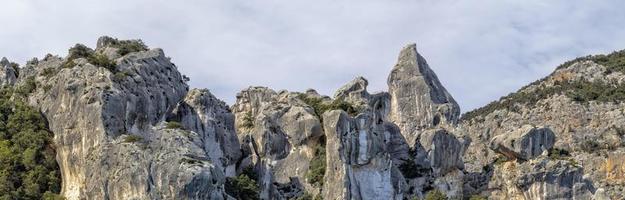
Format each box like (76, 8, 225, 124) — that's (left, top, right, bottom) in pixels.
(322, 110, 405, 200)
(23, 38, 228, 200)
(387, 44, 460, 147)
(167, 88, 242, 176)
(489, 125, 556, 160)
(0, 57, 18, 86)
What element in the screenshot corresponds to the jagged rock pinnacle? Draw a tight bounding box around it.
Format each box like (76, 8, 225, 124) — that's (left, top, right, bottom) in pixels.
(387, 43, 460, 146)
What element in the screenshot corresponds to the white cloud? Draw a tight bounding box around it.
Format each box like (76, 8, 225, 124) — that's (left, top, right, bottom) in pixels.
(1, 0, 624, 112)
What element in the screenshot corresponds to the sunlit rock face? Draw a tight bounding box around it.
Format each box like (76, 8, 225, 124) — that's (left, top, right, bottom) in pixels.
(387, 44, 460, 147)
(232, 87, 324, 199)
(21, 37, 232, 199)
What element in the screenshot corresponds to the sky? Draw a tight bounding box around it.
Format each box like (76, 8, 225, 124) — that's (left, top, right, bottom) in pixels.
(1, 0, 625, 112)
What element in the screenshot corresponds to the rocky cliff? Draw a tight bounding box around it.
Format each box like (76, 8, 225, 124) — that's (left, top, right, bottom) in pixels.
(460, 52, 625, 199)
(2, 37, 623, 200)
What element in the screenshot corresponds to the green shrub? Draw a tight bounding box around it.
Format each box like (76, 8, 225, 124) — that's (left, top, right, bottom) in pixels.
(42, 191, 65, 200)
(66, 44, 94, 61)
(424, 189, 448, 200)
(40, 68, 58, 79)
(61, 60, 76, 69)
(241, 112, 254, 129)
(62, 43, 118, 72)
(306, 140, 326, 188)
(548, 148, 571, 160)
(15, 77, 37, 96)
(113, 40, 148, 56)
(165, 121, 184, 130)
(123, 135, 143, 143)
(87, 53, 116, 72)
(469, 195, 487, 200)
(0, 88, 62, 199)
(297, 94, 358, 123)
(225, 167, 259, 200)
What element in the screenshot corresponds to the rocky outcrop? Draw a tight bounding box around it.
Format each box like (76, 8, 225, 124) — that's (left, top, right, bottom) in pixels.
(232, 87, 323, 199)
(489, 157, 593, 199)
(21, 37, 232, 199)
(167, 88, 242, 176)
(460, 57, 625, 199)
(388, 44, 460, 146)
(489, 125, 556, 160)
(334, 76, 370, 107)
(322, 110, 405, 200)
(0, 57, 18, 86)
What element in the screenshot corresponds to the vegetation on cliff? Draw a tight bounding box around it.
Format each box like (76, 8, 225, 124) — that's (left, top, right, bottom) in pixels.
(225, 166, 260, 200)
(0, 88, 62, 199)
(462, 50, 625, 122)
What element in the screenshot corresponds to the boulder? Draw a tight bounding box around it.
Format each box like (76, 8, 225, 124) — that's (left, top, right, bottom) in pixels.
(490, 125, 556, 160)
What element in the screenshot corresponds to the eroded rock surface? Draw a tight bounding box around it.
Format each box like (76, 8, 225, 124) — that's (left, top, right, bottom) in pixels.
(489, 125, 556, 161)
(322, 110, 405, 200)
(232, 87, 323, 199)
(388, 44, 460, 146)
(0, 57, 17, 86)
(20, 37, 232, 199)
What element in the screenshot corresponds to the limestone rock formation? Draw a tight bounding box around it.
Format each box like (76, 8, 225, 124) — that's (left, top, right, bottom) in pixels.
(232, 87, 324, 199)
(0, 57, 17, 86)
(461, 53, 625, 199)
(322, 110, 405, 200)
(489, 125, 556, 160)
(20, 37, 232, 199)
(388, 44, 460, 146)
(6, 38, 625, 200)
(167, 88, 242, 176)
(489, 157, 593, 199)
(334, 76, 370, 106)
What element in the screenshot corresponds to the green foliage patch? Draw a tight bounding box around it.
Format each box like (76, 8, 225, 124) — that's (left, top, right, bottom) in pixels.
(123, 135, 143, 143)
(306, 138, 326, 188)
(225, 166, 259, 200)
(61, 44, 117, 72)
(165, 121, 184, 130)
(462, 50, 625, 122)
(0, 87, 62, 199)
(297, 94, 358, 122)
(424, 189, 448, 200)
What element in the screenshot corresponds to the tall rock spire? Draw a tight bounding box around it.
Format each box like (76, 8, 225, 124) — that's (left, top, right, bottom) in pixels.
(387, 43, 460, 146)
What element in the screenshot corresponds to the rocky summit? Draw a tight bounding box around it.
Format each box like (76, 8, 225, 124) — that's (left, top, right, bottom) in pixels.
(0, 37, 623, 200)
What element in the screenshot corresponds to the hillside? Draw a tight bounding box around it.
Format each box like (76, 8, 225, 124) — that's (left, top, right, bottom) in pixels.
(0, 37, 623, 199)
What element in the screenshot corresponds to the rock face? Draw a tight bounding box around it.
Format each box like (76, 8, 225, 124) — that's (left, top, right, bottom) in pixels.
(322, 110, 405, 200)
(167, 88, 242, 176)
(232, 87, 324, 199)
(489, 125, 556, 160)
(20, 37, 233, 199)
(388, 44, 460, 146)
(7, 38, 625, 199)
(489, 157, 593, 199)
(460, 58, 625, 199)
(0, 57, 18, 86)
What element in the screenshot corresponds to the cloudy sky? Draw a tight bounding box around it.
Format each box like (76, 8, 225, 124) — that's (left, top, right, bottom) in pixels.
(1, 0, 624, 112)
